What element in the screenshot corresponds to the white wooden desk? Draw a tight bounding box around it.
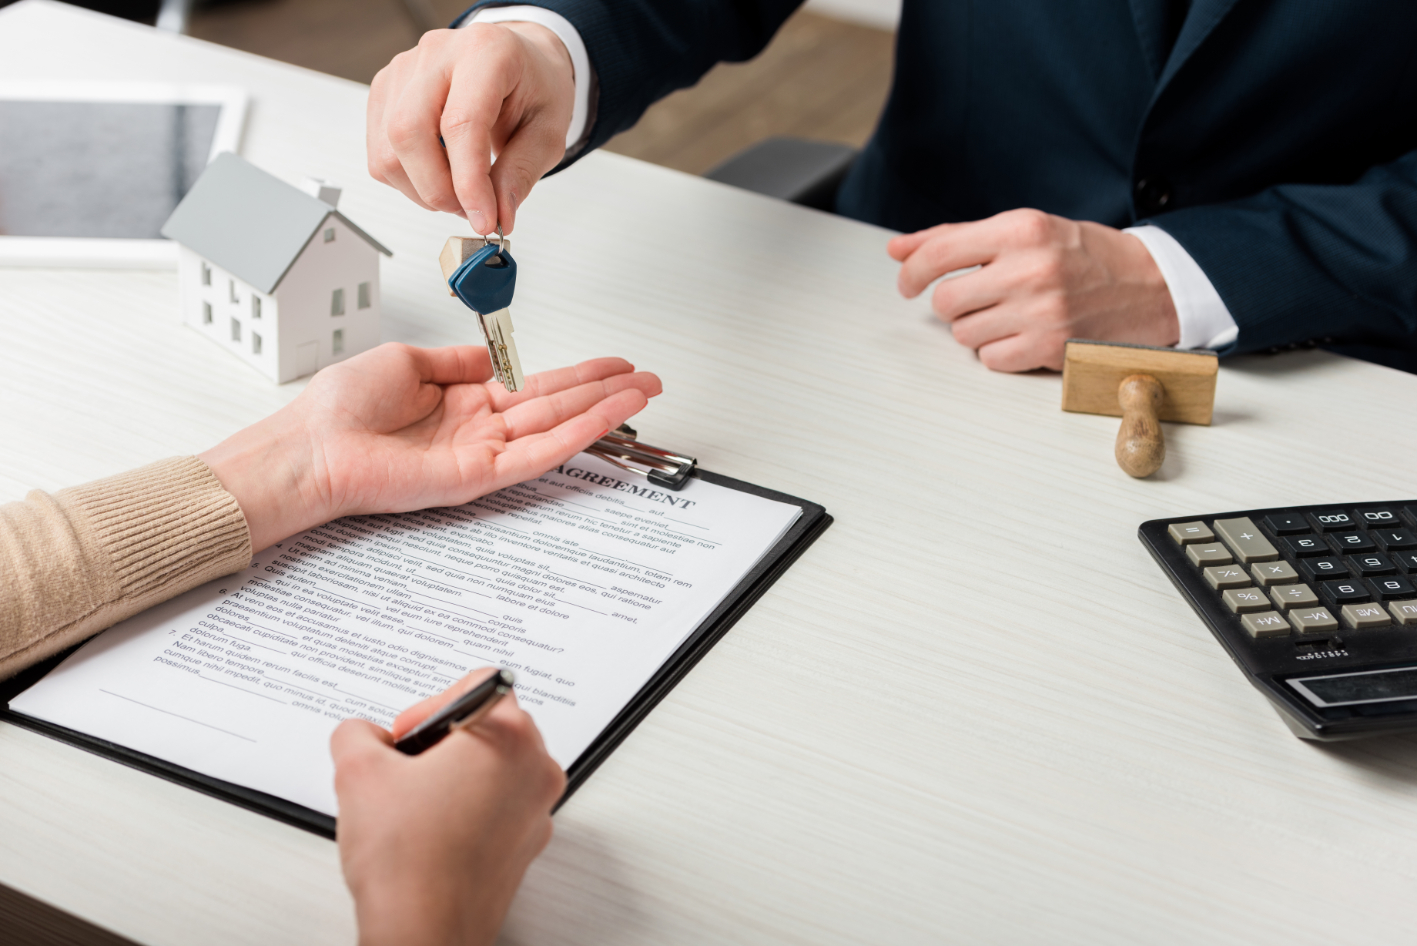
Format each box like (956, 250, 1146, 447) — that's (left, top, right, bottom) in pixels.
(5, 3, 1417, 943)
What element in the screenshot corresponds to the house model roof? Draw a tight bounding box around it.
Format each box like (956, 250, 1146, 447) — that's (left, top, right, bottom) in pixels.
(161, 152, 392, 295)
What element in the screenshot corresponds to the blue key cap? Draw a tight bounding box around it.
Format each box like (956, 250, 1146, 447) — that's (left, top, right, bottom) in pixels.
(448, 243, 517, 314)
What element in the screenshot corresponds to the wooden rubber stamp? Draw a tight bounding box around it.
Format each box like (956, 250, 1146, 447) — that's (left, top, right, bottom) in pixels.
(1061, 340, 1219, 478)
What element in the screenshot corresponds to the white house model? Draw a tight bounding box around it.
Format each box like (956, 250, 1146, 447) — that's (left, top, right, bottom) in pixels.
(161, 152, 392, 383)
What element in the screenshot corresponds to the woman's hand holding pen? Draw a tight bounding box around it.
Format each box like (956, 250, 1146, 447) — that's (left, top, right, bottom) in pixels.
(333, 670, 565, 946)
(199, 343, 662, 553)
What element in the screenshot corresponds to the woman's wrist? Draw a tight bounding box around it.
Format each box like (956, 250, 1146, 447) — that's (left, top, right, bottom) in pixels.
(199, 411, 331, 553)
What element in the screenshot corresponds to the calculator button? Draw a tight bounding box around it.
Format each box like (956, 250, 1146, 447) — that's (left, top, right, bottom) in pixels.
(1270, 583, 1319, 612)
(1251, 561, 1299, 587)
(1300, 557, 1349, 582)
(1392, 551, 1417, 574)
(1282, 535, 1330, 557)
(1330, 532, 1376, 553)
(1355, 507, 1403, 528)
(1374, 528, 1417, 552)
(1308, 509, 1358, 532)
(1222, 588, 1270, 613)
(1213, 517, 1280, 563)
(1368, 576, 1416, 600)
(1347, 553, 1397, 576)
(1289, 607, 1339, 634)
(1341, 603, 1392, 630)
(1168, 521, 1214, 545)
(1262, 513, 1310, 535)
(1391, 601, 1417, 625)
(1241, 611, 1291, 638)
(1203, 566, 1252, 590)
(1320, 579, 1370, 607)
(1186, 543, 1233, 567)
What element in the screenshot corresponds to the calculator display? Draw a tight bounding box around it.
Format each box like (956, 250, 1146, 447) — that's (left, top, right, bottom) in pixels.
(1289, 667, 1417, 707)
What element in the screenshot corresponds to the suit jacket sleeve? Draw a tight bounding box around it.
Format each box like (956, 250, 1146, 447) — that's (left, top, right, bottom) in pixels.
(1145, 148, 1417, 355)
(456, 0, 804, 155)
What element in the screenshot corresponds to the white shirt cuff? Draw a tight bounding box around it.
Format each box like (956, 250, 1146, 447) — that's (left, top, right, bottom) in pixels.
(1125, 224, 1239, 351)
(462, 5, 592, 152)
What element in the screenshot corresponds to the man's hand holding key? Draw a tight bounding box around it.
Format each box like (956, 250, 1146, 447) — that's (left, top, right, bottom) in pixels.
(367, 21, 575, 236)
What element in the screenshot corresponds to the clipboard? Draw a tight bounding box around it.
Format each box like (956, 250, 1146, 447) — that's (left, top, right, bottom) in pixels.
(0, 431, 832, 839)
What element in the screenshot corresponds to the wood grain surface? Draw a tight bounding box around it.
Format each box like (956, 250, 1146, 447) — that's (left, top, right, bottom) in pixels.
(6, 5, 1417, 946)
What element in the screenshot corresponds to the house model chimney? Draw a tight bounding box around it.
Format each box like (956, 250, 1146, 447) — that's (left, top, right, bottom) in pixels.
(301, 177, 342, 208)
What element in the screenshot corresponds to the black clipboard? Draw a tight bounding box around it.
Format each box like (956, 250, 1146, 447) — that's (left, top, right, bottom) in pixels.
(0, 447, 831, 840)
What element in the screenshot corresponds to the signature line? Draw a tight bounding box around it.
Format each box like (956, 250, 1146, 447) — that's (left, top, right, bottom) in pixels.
(99, 689, 257, 742)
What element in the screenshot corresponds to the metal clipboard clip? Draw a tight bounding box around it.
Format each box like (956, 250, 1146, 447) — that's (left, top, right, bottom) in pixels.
(585, 424, 697, 491)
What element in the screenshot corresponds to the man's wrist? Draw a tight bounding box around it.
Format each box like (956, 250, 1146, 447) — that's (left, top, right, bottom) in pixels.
(462, 5, 593, 151)
(503, 21, 574, 112)
(1098, 223, 1179, 348)
(1125, 224, 1239, 351)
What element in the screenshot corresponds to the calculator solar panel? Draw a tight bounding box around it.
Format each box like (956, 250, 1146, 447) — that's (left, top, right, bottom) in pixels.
(1140, 503, 1417, 740)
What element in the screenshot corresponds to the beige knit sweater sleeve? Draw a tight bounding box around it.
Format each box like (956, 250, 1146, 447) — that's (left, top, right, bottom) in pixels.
(0, 457, 252, 680)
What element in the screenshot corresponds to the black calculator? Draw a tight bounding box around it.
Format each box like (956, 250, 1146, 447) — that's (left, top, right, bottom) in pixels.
(1141, 503, 1417, 740)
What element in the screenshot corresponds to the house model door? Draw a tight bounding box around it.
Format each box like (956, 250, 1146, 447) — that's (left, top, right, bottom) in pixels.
(295, 341, 318, 377)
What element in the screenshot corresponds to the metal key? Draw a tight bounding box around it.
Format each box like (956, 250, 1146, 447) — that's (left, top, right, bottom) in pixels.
(438, 232, 526, 392)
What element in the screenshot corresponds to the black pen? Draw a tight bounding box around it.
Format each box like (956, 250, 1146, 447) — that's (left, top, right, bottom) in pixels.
(394, 669, 516, 755)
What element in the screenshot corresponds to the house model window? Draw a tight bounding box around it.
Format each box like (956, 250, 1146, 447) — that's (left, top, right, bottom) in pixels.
(161, 153, 392, 384)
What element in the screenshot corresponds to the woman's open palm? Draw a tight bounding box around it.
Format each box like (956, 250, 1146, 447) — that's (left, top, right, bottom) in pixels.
(202, 343, 661, 551)
(304, 344, 662, 516)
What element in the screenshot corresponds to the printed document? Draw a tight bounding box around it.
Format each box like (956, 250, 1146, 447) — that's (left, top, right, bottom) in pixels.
(10, 455, 801, 816)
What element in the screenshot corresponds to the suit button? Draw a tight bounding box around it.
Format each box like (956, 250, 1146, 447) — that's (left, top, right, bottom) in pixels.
(1134, 177, 1173, 215)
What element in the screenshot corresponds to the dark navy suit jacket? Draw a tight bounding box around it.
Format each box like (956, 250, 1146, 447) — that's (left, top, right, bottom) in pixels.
(459, 0, 1417, 360)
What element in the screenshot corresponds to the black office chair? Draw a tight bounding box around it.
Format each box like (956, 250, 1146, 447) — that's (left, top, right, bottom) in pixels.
(703, 137, 858, 213)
